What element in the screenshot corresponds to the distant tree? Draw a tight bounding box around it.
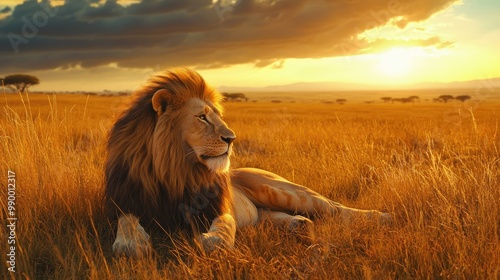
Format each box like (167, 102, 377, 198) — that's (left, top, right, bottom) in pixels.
(408, 96, 420, 103)
(3, 74, 40, 92)
(222, 92, 248, 102)
(381, 97, 392, 103)
(336, 99, 346, 105)
(455, 95, 471, 102)
(438, 95, 454, 103)
(433, 98, 443, 103)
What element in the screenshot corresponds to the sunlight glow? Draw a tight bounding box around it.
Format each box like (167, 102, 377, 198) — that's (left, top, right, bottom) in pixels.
(377, 48, 417, 78)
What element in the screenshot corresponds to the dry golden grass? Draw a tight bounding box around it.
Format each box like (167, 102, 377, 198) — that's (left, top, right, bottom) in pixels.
(1, 92, 499, 279)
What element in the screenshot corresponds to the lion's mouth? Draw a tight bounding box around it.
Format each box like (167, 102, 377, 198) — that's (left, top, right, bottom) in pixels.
(201, 151, 229, 160)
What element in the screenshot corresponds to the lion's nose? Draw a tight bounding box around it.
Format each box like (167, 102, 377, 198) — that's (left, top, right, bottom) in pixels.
(221, 135, 236, 145)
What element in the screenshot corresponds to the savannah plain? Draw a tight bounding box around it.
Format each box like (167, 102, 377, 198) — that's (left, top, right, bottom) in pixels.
(1, 90, 499, 279)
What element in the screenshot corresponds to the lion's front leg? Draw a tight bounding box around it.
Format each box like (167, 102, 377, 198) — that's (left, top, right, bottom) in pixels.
(112, 214, 152, 259)
(199, 213, 236, 252)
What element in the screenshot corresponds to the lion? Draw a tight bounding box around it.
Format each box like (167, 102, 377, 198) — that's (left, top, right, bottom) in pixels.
(105, 67, 391, 258)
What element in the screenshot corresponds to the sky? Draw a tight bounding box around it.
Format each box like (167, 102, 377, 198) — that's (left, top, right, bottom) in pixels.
(0, 0, 499, 92)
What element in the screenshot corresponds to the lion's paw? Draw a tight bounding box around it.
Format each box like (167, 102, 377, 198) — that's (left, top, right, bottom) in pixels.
(112, 225, 152, 259)
(199, 233, 233, 252)
(379, 212, 394, 225)
(286, 216, 316, 242)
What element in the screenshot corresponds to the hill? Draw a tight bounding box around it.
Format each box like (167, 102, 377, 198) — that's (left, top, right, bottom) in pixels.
(218, 77, 500, 94)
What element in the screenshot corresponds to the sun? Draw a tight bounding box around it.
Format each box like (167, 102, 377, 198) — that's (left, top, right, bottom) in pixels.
(377, 48, 415, 78)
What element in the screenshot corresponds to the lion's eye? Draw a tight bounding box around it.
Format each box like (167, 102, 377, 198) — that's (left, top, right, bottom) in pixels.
(197, 114, 208, 123)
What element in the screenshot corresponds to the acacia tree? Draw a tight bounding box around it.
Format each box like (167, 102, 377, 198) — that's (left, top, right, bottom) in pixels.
(455, 95, 471, 102)
(222, 92, 248, 102)
(408, 96, 420, 103)
(3, 74, 40, 92)
(438, 95, 454, 103)
(336, 98, 347, 105)
(381, 97, 392, 103)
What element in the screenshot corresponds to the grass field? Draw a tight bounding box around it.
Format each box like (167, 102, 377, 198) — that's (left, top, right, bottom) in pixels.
(1, 92, 499, 279)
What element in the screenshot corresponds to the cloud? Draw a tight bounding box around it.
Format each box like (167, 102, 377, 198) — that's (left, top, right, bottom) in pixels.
(1, 6, 12, 14)
(394, 0, 459, 28)
(252, 58, 285, 69)
(0, 0, 459, 72)
(366, 36, 454, 53)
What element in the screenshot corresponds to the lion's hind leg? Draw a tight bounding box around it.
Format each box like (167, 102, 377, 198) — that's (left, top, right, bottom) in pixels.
(232, 187, 315, 241)
(259, 210, 316, 241)
(231, 168, 392, 224)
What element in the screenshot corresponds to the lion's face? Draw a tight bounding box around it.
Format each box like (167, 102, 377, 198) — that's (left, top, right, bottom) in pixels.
(181, 98, 235, 172)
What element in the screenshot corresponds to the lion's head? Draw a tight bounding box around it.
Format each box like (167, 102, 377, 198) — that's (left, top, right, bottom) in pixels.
(105, 68, 233, 228)
(151, 86, 235, 173)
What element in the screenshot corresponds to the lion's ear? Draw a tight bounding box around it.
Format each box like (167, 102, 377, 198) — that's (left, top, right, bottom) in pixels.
(152, 89, 171, 116)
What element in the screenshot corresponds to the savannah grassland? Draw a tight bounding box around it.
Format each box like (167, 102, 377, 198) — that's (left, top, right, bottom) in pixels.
(1, 92, 499, 279)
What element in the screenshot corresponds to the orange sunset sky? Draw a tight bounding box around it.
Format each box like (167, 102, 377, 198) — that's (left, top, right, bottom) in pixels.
(1, 0, 499, 92)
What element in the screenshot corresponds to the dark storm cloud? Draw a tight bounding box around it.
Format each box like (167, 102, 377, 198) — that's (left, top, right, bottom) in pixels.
(0, 0, 458, 72)
(1, 6, 12, 14)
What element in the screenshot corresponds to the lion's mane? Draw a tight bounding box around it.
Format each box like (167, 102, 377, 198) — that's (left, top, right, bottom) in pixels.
(105, 68, 231, 232)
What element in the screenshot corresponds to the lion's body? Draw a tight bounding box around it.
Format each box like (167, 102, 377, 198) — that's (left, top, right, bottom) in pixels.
(105, 68, 391, 257)
(105, 69, 233, 234)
